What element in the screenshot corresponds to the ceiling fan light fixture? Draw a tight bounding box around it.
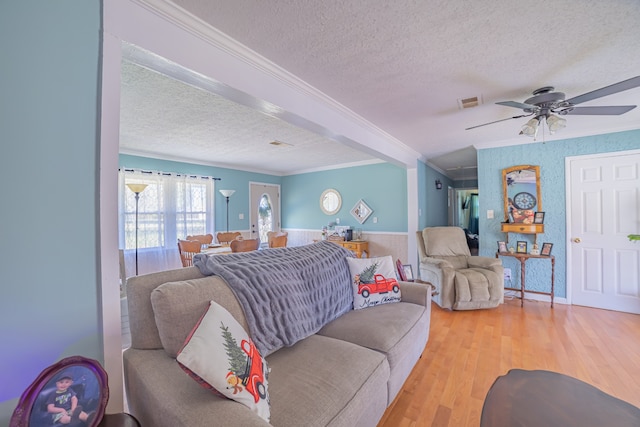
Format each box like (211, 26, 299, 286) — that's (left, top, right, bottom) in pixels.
(520, 118, 539, 137)
(546, 114, 567, 133)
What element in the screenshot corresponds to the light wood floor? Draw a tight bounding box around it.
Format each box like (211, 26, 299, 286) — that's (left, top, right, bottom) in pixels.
(378, 297, 640, 427)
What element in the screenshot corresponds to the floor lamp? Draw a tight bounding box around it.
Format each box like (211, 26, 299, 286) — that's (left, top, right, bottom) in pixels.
(219, 189, 235, 232)
(126, 183, 148, 276)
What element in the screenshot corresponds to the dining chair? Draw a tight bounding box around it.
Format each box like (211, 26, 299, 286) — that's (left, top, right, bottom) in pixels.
(177, 239, 202, 267)
(186, 233, 214, 248)
(230, 238, 260, 253)
(217, 231, 242, 244)
(267, 231, 288, 248)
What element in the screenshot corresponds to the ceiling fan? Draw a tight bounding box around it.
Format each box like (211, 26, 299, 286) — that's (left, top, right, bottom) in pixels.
(466, 75, 640, 137)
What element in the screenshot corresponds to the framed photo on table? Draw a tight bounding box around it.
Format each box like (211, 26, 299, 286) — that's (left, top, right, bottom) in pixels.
(516, 241, 528, 254)
(402, 264, 414, 281)
(10, 356, 109, 427)
(541, 242, 553, 256)
(497, 241, 508, 253)
(534, 211, 545, 224)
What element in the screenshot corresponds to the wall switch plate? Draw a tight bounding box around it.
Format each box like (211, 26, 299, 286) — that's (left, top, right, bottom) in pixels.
(487, 210, 494, 219)
(336, 217, 340, 224)
(373, 217, 378, 223)
(239, 213, 244, 220)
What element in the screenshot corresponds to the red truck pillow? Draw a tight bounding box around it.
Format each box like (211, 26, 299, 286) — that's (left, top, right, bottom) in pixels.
(347, 256, 401, 310)
(176, 300, 270, 422)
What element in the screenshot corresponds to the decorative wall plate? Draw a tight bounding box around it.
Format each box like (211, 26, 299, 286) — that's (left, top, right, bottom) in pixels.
(350, 199, 372, 224)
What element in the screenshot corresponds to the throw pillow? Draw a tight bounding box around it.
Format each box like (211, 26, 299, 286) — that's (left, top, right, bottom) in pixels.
(346, 255, 401, 310)
(176, 300, 270, 422)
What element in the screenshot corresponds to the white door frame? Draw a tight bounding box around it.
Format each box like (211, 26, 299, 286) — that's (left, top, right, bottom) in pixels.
(565, 148, 640, 306)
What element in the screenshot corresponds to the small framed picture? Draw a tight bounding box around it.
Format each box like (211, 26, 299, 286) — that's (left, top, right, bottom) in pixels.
(534, 212, 545, 224)
(11, 356, 109, 427)
(497, 241, 508, 253)
(541, 242, 553, 256)
(516, 241, 528, 254)
(402, 264, 414, 281)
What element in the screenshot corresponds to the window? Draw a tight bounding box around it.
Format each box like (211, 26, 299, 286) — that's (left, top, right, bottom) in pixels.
(118, 169, 215, 274)
(257, 194, 273, 244)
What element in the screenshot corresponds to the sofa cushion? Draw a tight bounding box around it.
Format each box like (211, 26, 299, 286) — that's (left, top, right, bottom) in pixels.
(177, 301, 270, 422)
(346, 256, 401, 309)
(150, 276, 248, 358)
(317, 301, 430, 403)
(266, 334, 390, 427)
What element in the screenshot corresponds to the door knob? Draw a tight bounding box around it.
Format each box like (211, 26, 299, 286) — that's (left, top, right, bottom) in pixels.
(573, 238, 581, 243)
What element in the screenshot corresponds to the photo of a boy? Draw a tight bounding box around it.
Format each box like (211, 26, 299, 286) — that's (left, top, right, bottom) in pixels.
(46, 373, 95, 425)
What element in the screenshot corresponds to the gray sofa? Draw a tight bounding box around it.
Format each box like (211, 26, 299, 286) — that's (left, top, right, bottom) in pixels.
(123, 243, 431, 426)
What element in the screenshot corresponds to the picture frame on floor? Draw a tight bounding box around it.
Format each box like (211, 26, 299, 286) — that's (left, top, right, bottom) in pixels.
(10, 356, 109, 427)
(541, 242, 553, 256)
(516, 241, 527, 254)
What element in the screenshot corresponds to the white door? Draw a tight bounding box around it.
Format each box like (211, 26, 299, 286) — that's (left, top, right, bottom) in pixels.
(249, 182, 281, 245)
(568, 150, 640, 314)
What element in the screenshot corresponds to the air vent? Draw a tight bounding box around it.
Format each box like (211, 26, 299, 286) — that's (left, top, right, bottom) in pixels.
(269, 140, 293, 147)
(457, 95, 483, 109)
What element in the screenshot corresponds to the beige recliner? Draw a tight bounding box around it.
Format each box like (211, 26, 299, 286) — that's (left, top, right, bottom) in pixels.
(416, 227, 504, 310)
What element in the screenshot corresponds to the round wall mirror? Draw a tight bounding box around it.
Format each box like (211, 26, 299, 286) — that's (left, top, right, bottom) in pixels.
(320, 189, 342, 215)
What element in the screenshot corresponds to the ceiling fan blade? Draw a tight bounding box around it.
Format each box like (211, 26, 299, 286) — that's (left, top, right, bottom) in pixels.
(465, 114, 529, 130)
(563, 105, 637, 115)
(565, 76, 640, 105)
(496, 101, 537, 110)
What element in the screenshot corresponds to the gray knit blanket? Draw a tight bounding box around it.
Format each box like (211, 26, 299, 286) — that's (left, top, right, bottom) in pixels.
(193, 241, 354, 356)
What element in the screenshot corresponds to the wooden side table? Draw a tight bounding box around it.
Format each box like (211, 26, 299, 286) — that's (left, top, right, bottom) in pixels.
(332, 240, 369, 258)
(98, 413, 141, 427)
(496, 252, 555, 307)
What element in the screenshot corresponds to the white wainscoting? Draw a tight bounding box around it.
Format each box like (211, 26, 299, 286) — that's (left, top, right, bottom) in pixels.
(284, 229, 409, 264)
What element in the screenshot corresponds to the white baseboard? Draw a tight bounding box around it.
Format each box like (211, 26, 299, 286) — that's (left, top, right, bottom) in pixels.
(504, 289, 568, 305)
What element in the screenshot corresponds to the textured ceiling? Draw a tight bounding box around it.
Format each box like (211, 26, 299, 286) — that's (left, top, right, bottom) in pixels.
(120, 61, 378, 175)
(122, 0, 640, 178)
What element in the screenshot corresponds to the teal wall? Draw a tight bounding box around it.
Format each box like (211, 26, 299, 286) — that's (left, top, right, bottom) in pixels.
(119, 155, 282, 232)
(418, 160, 452, 229)
(282, 163, 407, 232)
(0, 1, 102, 423)
(478, 129, 640, 299)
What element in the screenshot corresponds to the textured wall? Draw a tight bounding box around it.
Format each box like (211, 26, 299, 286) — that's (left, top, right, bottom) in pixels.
(478, 129, 640, 299)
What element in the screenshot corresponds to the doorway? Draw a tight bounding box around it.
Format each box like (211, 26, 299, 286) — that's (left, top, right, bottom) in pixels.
(249, 182, 281, 246)
(568, 149, 640, 314)
(450, 188, 479, 254)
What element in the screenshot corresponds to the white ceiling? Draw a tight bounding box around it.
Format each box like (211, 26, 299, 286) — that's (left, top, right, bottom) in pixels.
(120, 0, 640, 179)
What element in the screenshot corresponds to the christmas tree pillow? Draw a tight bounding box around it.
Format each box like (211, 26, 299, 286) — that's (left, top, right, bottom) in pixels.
(177, 300, 270, 422)
(347, 255, 401, 310)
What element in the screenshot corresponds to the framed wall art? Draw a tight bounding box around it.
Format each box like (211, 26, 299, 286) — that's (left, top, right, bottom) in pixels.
(516, 241, 528, 254)
(350, 199, 373, 224)
(10, 356, 109, 427)
(497, 241, 507, 253)
(541, 242, 553, 256)
(534, 211, 545, 224)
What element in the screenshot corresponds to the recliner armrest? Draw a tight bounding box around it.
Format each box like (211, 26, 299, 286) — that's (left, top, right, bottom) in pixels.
(467, 256, 502, 269)
(419, 257, 454, 269)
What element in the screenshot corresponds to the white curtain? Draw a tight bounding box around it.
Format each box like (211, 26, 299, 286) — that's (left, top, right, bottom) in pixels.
(118, 169, 215, 276)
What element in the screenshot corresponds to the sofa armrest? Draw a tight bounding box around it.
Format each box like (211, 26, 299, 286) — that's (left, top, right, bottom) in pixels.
(398, 281, 432, 307)
(468, 256, 502, 269)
